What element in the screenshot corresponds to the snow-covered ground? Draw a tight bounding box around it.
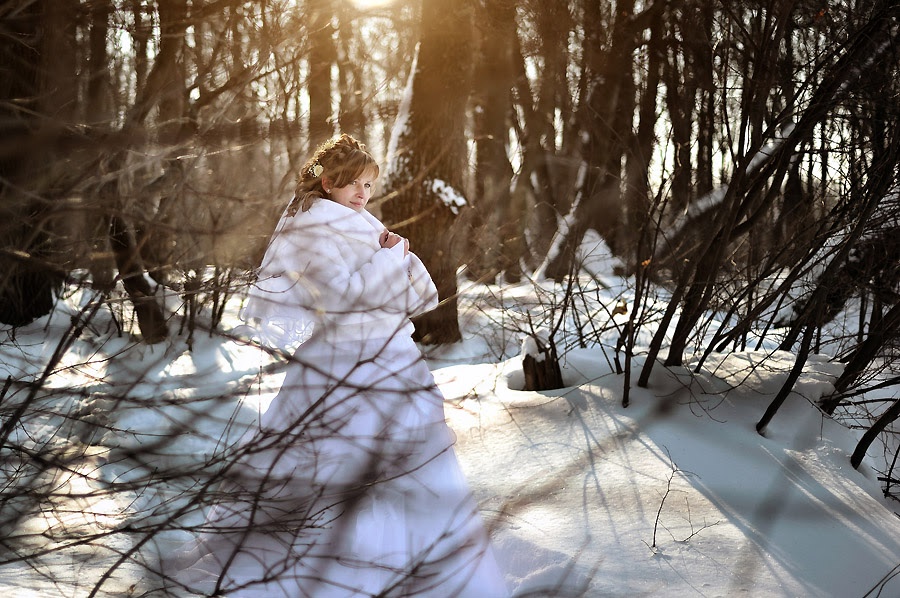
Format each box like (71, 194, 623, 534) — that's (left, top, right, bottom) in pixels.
(0, 235, 898, 597)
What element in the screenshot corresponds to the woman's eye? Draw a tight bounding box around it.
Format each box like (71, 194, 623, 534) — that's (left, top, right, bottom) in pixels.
(364, 183, 373, 189)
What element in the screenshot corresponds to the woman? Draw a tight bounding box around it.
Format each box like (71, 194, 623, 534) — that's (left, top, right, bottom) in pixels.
(169, 135, 508, 597)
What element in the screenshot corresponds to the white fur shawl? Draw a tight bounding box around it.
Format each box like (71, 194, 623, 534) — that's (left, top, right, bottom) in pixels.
(241, 199, 438, 349)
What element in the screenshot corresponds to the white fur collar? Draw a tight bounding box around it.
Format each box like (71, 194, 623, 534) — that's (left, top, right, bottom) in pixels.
(281, 199, 385, 240)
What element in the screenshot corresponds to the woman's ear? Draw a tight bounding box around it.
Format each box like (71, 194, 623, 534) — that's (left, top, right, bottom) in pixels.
(321, 176, 332, 193)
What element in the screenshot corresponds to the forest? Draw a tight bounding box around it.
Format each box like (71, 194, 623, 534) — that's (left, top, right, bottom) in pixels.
(0, 0, 899, 595)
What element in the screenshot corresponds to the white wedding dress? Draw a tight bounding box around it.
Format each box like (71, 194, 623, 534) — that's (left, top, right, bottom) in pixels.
(166, 199, 508, 597)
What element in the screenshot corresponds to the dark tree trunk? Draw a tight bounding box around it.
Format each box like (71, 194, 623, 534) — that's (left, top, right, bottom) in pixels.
(621, 5, 663, 265)
(523, 343, 564, 391)
(381, 0, 476, 344)
(0, 1, 65, 326)
(133, 0, 188, 281)
(663, 36, 695, 214)
(93, 0, 192, 342)
(308, 0, 336, 148)
(86, 0, 116, 291)
(543, 0, 647, 279)
(694, 1, 715, 197)
(510, 27, 558, 269)
(470, 0, 518, 281)
(131, 0, 150, 92)
(107, 214, 168, 343)
(517, 0, 574, 268)
(337, 2, 365, 138)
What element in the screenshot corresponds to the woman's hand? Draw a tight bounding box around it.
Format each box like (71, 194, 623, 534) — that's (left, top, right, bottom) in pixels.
(380, 229, 409, 255)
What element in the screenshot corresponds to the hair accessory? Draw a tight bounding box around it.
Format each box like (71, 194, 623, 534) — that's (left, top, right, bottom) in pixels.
(309, 163, 324, 178)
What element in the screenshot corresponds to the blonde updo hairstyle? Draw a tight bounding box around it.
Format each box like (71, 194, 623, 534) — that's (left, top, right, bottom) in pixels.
(289, 133, 380, 215)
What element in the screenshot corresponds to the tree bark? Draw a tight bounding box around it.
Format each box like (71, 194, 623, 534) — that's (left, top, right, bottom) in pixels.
(523, 344, 564, 391)
(543, 0, 650, 279)
(0, 1, 65, 326)
(470, 0, 518, 281)
(337, 2, 365, 138)
(509, 25, 559, 269)
(693, 0, 715, 197)
(381, 0, 476, 344)
(107, 213, 169, 343)
(308, 0, 336, 148)
(621, 5, 663, 265)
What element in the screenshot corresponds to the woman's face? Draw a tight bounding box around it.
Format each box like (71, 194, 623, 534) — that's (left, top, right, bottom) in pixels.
(327, 170, 377, 212)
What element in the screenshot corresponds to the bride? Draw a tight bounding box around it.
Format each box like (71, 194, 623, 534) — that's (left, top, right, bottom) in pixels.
(166, 134, 508, 597)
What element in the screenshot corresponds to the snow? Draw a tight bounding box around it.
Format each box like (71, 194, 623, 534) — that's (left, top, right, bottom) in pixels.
(520, 335, 547, 362)
(437, 347, 894, 594)
(385, 44, 418, 179)
(1, 237, 899, 598)
(430, 178, 467, 215)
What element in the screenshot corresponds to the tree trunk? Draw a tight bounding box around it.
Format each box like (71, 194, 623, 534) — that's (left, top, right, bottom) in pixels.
(510, 28, 558, 270)
(381, 0, 476, 344)
(523, 343, 564, 391)
(95, 0, 192, 342)
(337, 2, 365, 138)
(107, 213, 169, 343)
(621, 5, 662, 266)
(308, 0, 336, 148)
(470, 0, 517, 281)
(542, 0, 644, 279)
(663, 32, 695, 214)
(693, 1, 715, 197)
(86, 0, 116, 291)
(0, 1, 65, 326)
(136, 0, 188, 281)
(131, 0, 150, 92)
